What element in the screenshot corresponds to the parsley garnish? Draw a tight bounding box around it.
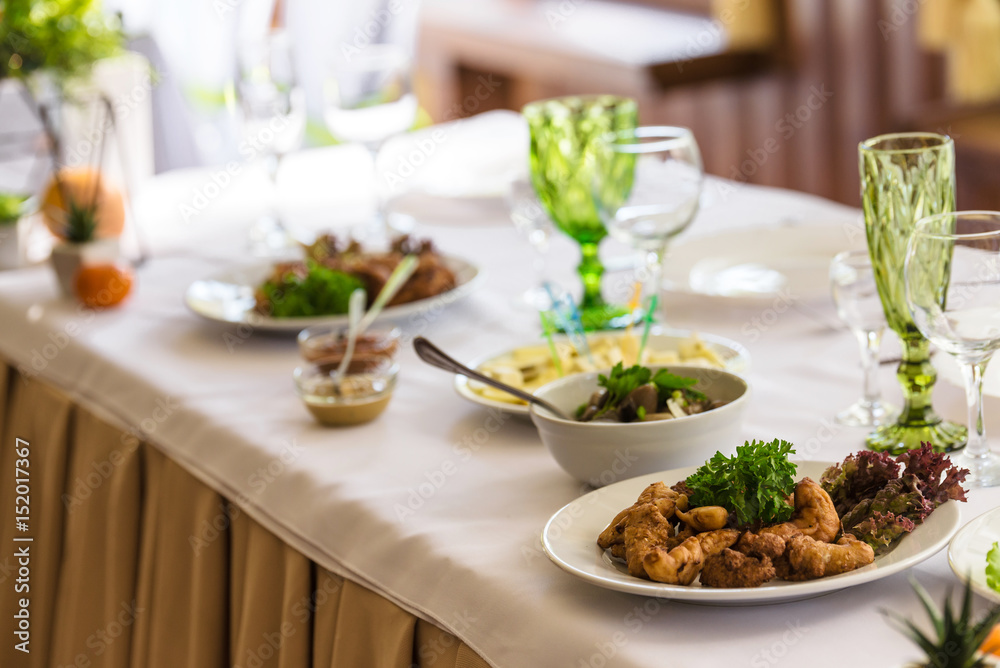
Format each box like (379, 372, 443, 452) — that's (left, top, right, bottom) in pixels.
(685, 439, 797, 526)
(652, 369, 706, 402)
(593, 362, 704, 420)
(261, 262, 365, 318)
(593, 362, 651, 420)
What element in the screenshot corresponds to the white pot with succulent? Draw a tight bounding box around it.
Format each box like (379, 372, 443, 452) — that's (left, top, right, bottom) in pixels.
(0, 193, 36, 270)
(42, 167, 126, 297)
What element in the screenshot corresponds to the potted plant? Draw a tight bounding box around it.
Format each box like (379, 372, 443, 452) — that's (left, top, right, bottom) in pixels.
(887, 577, 1000, 668)
(43, 164, 126, 297)
(0, 0, 127, 292)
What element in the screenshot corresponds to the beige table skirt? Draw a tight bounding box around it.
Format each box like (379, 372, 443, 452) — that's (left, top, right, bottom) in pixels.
(0, 365, 490, 668)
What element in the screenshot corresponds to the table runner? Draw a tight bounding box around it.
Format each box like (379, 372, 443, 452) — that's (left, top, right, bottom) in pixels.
(0, 111, 997, 667)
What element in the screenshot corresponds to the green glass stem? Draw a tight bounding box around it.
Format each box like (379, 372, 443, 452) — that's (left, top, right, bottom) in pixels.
(866, 335, 967, 454)
(578, 241, 605, 312)
(894, 337, 939, 425)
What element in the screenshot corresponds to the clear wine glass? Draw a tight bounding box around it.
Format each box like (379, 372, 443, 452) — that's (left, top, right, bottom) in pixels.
(592, 126, 703, 322)
(829, 250, 898, 427)
(507, 178, 554, 310)
(323, 44, 417, 243)
(905, 211, 1000, 487)
(236, 30, 306, 257)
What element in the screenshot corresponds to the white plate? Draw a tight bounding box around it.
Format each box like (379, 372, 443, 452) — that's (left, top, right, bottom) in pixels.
(948, 507, 1000, 603)
(454, 328, 751, 418)
(185, 255, 484, 333)
(661, 224, 866, 303)
(542, 461, 961, 605)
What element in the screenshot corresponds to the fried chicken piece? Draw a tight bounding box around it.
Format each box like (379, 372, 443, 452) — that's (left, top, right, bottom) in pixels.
(736, 531, 787, 561)
(606, 519, 691, 567)
(776, 533, 875, 581)
(700, 548, 776, 588)
(622, 503, 677, 577)
(388, 252, 456, 306)
(760, 477, 840, 543)
(598, 483, 679, 549)
(675, 506, 729, 532)
(642, 529, 739, 585)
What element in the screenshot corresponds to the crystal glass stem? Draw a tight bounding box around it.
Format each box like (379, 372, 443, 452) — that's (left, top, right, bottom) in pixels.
(267, 151, 281, 217)
(643, 241, 668, 319)
(364, 141, 391, 244)
(859, 329, 882, 406)
(960, 359, 990, 461)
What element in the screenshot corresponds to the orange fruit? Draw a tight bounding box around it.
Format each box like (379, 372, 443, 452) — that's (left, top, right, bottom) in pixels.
(41, 167, 126, 240)
(73, 263, 133, 309)
(982, 624, 1000, 656)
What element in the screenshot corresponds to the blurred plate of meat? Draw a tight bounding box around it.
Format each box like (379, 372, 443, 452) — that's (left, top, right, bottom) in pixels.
(184, 255, 484, 333)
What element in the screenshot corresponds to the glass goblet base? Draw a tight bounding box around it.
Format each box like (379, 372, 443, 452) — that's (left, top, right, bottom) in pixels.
(835, 400, 899, 428)
(951, 450, 1000, 488)
(865, 418, 967, 456)
(578, 304, 636, 332)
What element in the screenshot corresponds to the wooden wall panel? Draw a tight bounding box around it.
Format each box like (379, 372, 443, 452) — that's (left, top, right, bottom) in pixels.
(421, 0, 962, 206)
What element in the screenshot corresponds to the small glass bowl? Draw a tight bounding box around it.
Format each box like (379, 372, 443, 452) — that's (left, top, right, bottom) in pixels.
(297, 325, 401, 366)
(293, 354, 398, 426)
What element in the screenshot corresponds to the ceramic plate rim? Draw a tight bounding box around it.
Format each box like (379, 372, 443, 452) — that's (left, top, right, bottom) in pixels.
(541, 461, 961, 604)
(948, 506, 1000, 603)
(661, 223, 865, 304)
(453, 328, 751, 417)
(184, 254, 484, 332)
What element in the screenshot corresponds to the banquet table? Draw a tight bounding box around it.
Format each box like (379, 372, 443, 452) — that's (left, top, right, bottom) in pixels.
(1, 111, 998, 668)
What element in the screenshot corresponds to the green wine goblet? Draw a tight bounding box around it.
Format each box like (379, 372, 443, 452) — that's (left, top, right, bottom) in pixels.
(860, 132, 967, 454)
(523, 95, 638, 330)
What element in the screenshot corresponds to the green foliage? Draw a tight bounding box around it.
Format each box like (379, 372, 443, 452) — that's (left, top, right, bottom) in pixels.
(885, 577, 1000, 668)
(594, 362, 649, 420)
(987, 542, 1000, 594)
(260, 263, 365, 318)
(0, 192, 28, 224)
(685, 439, 797, 526)
(0, 0, 124, 82)
(651, 368, 705, 403)
(63, 198, 97, 242)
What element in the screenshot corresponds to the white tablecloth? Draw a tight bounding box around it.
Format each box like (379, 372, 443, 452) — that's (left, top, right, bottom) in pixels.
(0, 111, 996, 668)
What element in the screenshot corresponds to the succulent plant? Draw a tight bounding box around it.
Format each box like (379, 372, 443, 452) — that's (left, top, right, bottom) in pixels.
(885, 577, 1000, 668)
(63, 197, 99, 243)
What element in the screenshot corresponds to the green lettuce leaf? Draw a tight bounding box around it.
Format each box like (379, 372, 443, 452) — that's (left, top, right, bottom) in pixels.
(987, 541, 1000, 594)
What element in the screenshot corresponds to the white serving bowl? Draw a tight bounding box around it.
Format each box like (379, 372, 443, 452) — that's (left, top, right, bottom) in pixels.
(530, 365, 750, 487)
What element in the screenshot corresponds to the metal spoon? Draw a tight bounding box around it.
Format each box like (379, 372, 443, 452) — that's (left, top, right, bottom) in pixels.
(413, 337, 572, 420)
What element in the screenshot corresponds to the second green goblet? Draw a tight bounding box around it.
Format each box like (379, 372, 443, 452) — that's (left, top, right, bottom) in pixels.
(523, 95, 638, 330)
(860, 132, 967, 454)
